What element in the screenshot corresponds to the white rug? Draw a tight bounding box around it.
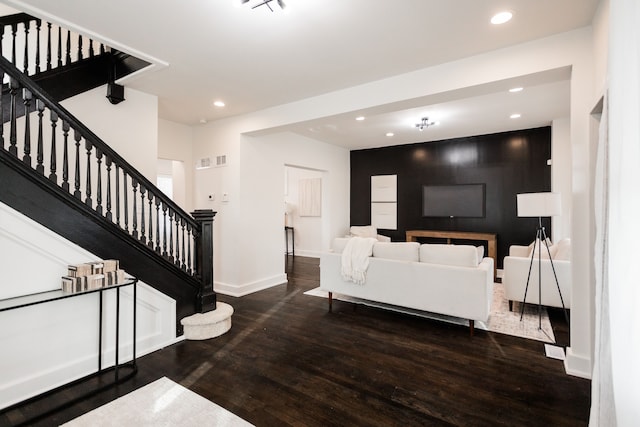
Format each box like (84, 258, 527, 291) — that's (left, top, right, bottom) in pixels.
(305, 282, 555, 343)
(61, 377, 253, 427)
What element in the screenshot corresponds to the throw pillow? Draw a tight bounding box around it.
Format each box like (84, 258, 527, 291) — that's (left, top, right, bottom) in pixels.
(528, 238, 556, 259)
(331, 237, 352, 254)
(350, 225, 377, 239)
(419, 244, 479, 267)
(554, 238, 572, 261)
(372, 242, 420, 262)
(528, 237, 552, 253)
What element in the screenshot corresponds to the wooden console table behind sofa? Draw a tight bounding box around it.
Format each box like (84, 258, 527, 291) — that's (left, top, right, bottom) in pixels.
(406, 230, 497, 279)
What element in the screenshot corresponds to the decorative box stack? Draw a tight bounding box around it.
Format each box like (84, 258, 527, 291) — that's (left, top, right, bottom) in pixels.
(61, 260, 125, 293)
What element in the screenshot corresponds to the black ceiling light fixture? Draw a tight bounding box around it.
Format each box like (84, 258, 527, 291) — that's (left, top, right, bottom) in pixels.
(415, 117, 437, 131)
(241, 0, 286, 12)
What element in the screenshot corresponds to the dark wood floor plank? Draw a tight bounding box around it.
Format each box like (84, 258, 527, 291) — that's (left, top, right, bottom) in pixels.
(0, 256, 590, 427)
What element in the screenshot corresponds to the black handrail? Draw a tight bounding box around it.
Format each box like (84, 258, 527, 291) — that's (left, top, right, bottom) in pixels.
(1, 52, 218, 315)
(1, 54, 198, 230)
(0, 13, 106, 75)
(0, 12, 37, 26)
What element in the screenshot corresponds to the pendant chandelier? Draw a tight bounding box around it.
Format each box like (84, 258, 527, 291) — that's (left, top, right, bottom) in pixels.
(415, 117, 437, 131)
(240, 0, 286, 12)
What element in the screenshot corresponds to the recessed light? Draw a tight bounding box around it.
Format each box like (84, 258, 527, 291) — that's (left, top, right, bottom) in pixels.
(510, 113, 521, 119)
(355, 116, 365, 121)
(386, 132, 394, 137)
(491, 11, 513, 25)
(213, 100, 225, 107)
(509, 87, 523, 93)
(199, 118, 207, 124)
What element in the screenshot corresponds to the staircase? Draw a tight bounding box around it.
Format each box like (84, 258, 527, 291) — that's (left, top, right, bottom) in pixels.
(0, 12, 216, 336)
(0, 13, 150, 110)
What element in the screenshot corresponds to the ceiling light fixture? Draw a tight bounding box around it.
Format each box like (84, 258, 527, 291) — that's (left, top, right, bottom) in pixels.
(415, 117, 436, 131)
(355, 116, 365, 121)
(213, 100, 225, 107)
(491, 11, 513, 25)
(240, 0, 286, 12)
(386, 132, 394, 137)
(510, 113, 521, 119)
(509, 87, 523, 93)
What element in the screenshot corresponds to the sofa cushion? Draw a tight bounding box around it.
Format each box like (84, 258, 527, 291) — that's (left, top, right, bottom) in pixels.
(476, 245, 485, 260)
(419, 244, 479, 267)
(331, 237, 352, 253)
(372, 242, 420, 262)
(554, 238, 571, 261)
(528, 238, 557, 259)
(350, 225, 377, 238)
(527, 238, 552, 251)
(509, 245, 531, 257)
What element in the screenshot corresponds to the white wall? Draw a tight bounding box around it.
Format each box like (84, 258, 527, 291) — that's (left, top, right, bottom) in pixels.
(236, 132, 349, 293)
(607, 0, 640, 425)
(158, 118, 194, 212)
(192, 119, 243, 294)
(560, 0, 609, 382)
(0, 202, 177, 410)
(551, 118, 572, 242)
(192, 121, 349, 296)
(592, 0, 610, 99)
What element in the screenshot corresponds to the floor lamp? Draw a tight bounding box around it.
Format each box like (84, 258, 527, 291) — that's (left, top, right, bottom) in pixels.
(516, 192, 569, 329)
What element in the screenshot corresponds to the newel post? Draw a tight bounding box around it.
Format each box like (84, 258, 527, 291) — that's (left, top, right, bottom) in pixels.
(192, 209, 217, 313)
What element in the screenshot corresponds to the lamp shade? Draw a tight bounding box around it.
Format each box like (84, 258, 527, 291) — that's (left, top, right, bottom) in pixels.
(517, 192, 562, 217)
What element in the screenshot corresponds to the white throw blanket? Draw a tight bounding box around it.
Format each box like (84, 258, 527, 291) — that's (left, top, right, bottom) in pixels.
(341, 237, 377, 285)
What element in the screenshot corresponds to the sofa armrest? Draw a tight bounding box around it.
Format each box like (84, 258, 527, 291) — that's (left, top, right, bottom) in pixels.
(478, 257, 494, 273)
(509, 245, 530, 257)
(503, 256, 572, 308)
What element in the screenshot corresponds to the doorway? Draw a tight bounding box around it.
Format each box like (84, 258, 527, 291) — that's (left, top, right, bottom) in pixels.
(284, 165, 328, 258)
(157, 158, 186, 209)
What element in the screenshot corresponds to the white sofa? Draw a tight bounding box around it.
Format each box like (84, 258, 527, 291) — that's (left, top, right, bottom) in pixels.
(502, 238, 572, 310)
(347, 225, 391, 242)
(320, 238, 494, 335)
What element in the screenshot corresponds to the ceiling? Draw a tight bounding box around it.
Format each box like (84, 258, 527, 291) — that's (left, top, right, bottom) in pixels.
(5, 0, 600, 149)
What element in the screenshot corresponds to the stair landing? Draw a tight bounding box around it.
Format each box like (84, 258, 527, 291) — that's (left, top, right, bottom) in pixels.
(180, 303, 234, 340)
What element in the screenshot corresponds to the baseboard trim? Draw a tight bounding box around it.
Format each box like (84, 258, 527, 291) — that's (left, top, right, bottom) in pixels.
(215, 273, 287, 297)
(564, 347, 592, 379)
(0, 330, 179, 411)
(293, 250, 321, 258)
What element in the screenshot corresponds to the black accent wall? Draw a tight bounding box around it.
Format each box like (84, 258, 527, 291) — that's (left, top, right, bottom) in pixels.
(350, 127, 552, 268)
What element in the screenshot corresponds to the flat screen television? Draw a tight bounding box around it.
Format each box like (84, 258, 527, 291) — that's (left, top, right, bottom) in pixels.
(422, 184, 485, 218)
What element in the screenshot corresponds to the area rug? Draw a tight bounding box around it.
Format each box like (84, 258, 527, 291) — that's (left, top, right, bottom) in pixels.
(61, 377, 253, 426)
(305, 282, 555, 343)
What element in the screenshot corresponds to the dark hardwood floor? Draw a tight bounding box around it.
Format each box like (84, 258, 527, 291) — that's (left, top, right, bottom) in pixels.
(1, 256, 591, 426)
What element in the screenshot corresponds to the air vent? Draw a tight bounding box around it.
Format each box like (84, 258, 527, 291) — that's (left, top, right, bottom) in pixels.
(216, 155, 227, 167)
(195, 157, 211, 170)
